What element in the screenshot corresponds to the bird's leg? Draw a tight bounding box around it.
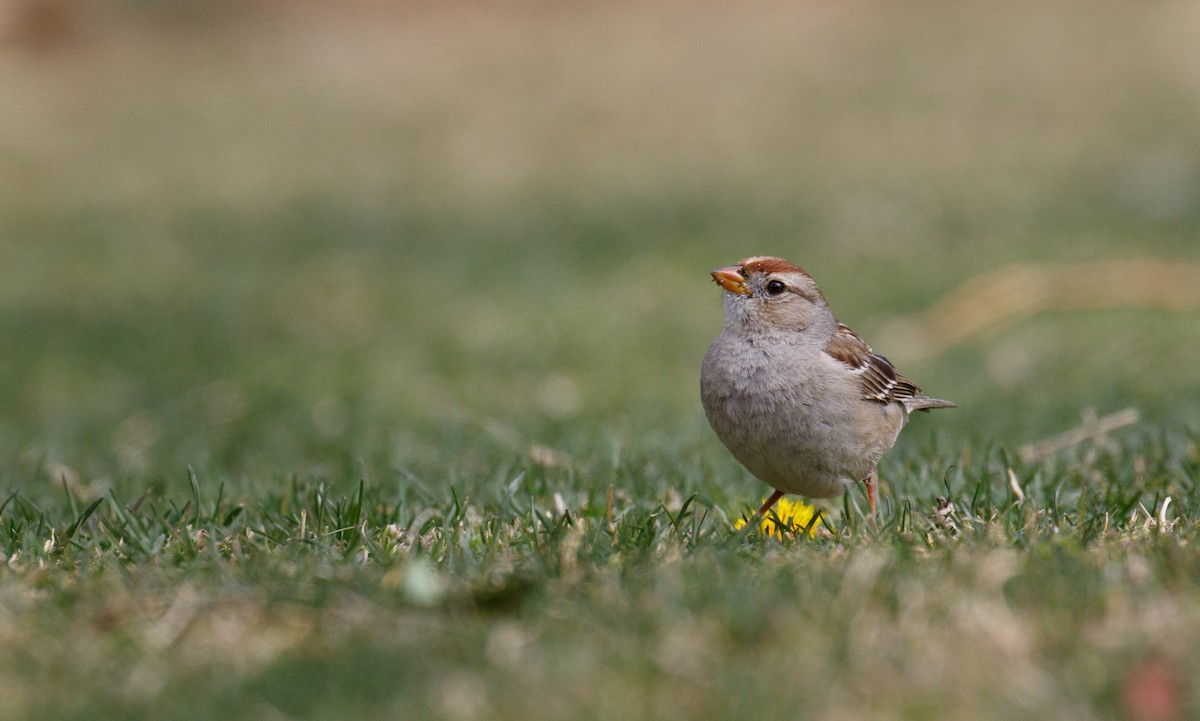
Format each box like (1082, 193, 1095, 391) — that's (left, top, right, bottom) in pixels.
(863, 470, 878, 519)
(740, 489, 785, 533)
(755, 489, 785, 519)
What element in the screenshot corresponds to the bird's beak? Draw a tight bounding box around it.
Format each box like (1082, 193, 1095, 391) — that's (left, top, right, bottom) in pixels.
(711, 266, 751, 295)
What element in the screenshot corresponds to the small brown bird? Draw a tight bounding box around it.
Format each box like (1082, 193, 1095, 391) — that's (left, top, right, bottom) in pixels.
(700, 256, 955, 522)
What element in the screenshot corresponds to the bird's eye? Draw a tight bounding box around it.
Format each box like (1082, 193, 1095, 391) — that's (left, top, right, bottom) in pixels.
(766, 279, 787, 295)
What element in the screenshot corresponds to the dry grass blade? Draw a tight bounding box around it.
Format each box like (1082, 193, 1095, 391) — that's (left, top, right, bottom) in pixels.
(1019, 407, 1140, 463)
(879, 260, 1200, 360)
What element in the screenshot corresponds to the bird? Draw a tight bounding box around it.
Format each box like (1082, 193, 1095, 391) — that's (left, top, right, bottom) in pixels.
(699, 255, 955, 524)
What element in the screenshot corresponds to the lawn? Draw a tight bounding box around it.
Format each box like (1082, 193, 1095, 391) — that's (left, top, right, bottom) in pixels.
(1, 2, 1199, 719)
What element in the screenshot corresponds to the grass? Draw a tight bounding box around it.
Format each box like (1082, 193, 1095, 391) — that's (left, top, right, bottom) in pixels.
(3, 430, 1199, 720)
(3, 1, 1200, 719)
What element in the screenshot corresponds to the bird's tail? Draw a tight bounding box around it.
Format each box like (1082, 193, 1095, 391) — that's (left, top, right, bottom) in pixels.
(904, 396, 958, 413)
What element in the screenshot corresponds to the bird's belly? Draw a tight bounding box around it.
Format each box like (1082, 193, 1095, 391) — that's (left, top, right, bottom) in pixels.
(704, 368, 905, 498)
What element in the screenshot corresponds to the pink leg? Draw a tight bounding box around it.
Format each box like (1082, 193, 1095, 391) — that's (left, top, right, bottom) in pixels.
(740, 489, 785, 533)
(755, 489, 785, 520)
(864, 471, 877, 518)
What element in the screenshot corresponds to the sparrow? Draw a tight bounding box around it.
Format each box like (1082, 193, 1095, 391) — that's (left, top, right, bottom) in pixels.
(700, 256, 955, 522)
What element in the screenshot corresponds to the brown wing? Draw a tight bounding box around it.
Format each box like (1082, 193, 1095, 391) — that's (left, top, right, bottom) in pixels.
(824, 322, 921, 403)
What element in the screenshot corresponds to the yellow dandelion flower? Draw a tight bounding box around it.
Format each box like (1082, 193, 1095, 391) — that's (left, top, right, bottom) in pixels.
(734, 496, 822, 539)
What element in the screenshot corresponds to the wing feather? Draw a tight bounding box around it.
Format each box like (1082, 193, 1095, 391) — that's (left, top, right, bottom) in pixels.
(823, 323, 921, 403)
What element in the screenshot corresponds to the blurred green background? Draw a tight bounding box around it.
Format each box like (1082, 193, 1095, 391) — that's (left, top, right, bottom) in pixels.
(2, 0, 1199, 497)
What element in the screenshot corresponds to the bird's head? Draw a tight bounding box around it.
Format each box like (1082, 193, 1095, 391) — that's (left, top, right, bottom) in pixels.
(710, 256, 833, 336)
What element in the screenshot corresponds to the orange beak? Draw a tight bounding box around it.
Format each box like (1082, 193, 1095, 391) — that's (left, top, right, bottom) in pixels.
(710, 266, 750, 295)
